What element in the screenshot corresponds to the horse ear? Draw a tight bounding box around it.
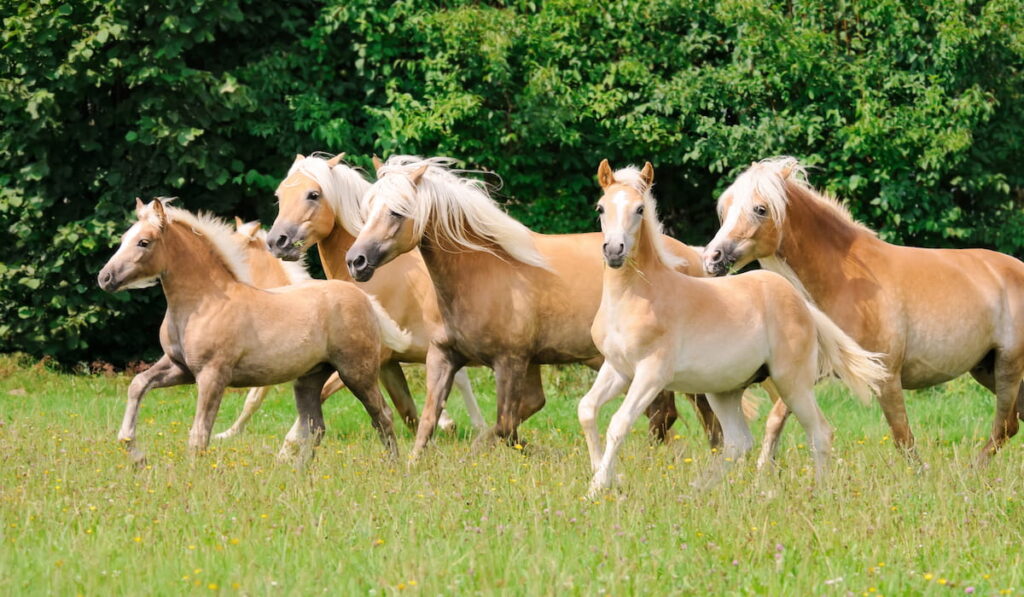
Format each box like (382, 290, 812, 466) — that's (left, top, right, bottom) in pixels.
(293, 154, 305, 166)
(372, 155, 384, 173)
(408, 164, 428, 186)
(779, 162, 795, 179)
(234, 216, 244, 230)
(640, 162, 655, 188)
(326, 152, 346, 168)
(597, 159, 614, 189)
(151, 198, 167, 227)
(135, 197, 145, 216)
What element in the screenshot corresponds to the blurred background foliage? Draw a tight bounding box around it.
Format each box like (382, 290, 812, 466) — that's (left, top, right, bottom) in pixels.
(2, 0, 1022, 365)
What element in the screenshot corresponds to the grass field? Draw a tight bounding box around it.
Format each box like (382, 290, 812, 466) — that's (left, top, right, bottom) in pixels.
(1, 353, 1022, 596)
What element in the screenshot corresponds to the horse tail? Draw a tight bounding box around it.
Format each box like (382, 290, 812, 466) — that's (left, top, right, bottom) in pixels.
(367, 296, 412, 354)
(808, 302, 887, 405)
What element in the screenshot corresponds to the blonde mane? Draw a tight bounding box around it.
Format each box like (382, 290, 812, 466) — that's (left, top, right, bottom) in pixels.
(611, 166, 689, 270)
(235, 219, 312, 286)
(721, 156, 875, 236)
(371, 156, 550, 270)
(139, 199, 252, 285)
(287, 153, 372, 236)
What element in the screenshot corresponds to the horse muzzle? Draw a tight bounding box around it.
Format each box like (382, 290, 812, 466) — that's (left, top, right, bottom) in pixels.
(702, 244, 736, 277)
(603, 241, 626, 269)
(266, 225, 305, 261)
(98, 266, 122, 293)
(346, 245, 381, 282)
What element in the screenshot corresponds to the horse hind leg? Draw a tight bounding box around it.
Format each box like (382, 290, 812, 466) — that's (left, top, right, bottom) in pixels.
(215, 385, 271, 440)
(644, 391, 679, 444)
(977, 352, 1024, 463)
(278, 368, 332, 466)
(338, 362, 399, 459)
(697, 390, 754, 489)
(770, 375, 833, 481)
(379, 360, 419, 433)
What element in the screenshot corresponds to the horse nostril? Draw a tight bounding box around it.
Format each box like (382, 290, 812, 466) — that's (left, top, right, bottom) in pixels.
(709, 249, 723, 263)
(615, 243, 624, 253)
(352, 254, 366, 269)
(274, 234, 290, 250)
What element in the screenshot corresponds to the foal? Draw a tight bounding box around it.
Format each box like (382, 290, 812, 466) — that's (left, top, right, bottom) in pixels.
(98, 199, 409, 462)
(580, 161, 886, 494)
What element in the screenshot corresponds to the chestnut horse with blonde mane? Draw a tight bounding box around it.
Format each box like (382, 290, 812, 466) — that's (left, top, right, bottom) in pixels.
(581, 160, 885, 494)
(264, 153, 486, 434)
(346, 156, 717, 461)
(704, 157, 1024, 464)
(98, 199, 408, 463)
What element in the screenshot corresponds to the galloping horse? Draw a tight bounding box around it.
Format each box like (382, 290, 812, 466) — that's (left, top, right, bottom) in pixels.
(345, 156, 719, 461)
(704, 157, 1024, 464)
(214, 218, 346, 440)
(265, 153, 486, 434)
(98, 199, 408, 463)
(580, 160, 885, 493)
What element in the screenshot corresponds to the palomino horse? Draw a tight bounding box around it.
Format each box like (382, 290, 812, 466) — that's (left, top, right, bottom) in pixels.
(345, 156, 718, 461)
(704, 157, 1024, 464)
(581, 160, 886, 494)
(213, 218, 346, 440)
(98, 198, 408, 463)
(265, 153, 486, 434)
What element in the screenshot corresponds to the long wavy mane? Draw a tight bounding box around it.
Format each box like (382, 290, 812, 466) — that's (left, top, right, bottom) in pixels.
(370, 156, 550, 269)
(286, 153, 372, 236)
(721, 156, 876, 237)
(611, 166, 689, 270)
(139, 199, 252, 285)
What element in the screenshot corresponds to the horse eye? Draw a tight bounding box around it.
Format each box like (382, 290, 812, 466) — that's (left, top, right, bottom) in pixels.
(753, 205, 767, 216)
(389, 210, 404, 219)
(137, 239, 150, 248)
(307, 191, 320, 201)
(596, 205, 604, 215)
(636, 205, 644, 215)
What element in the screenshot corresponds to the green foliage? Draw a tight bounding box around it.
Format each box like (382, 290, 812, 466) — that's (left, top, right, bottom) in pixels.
(2, 0, 1023, 364)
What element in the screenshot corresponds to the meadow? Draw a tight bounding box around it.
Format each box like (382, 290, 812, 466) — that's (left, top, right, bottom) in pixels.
(0, 353, 1021, 596)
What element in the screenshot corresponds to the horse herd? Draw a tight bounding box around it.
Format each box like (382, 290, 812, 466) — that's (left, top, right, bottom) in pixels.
(97, 153, 1024, 494)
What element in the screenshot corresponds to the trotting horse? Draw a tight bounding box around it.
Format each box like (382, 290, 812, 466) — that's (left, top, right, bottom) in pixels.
(345, 156, 721, 461)
(265, 153, 486, 434)
(581, 160, 886, 494)
(704, 157, 1024, 464)
(98, 198, 408, 463)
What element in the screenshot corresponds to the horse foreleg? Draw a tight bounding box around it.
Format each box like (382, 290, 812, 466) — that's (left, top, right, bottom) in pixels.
(410, 347, 465, 462)
(453, 368, 488, 433)
(188, 369, 229, 457)
(279, 369, 332, 466)
(590, 366, 668, 496)
(379, 360, 419, 432)
(120, 354, 193, 462)
(215, 385, 271, 440)
(577, 363, 629, 473)
(876, 375, 921, 464)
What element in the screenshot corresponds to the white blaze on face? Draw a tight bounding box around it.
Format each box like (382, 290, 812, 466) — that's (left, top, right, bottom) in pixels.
(610, 190, 630, 232)
(111, 222, 144, 261)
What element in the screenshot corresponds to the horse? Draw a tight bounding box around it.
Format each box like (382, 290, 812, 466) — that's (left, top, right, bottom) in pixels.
(345, 156, 723, 461)
(212, 218, 347, 440)
(97, 198, 409, 464)
(703, 157, 1024, 465)
(581, 160, 886, 494)
(264, 153, 486, 434)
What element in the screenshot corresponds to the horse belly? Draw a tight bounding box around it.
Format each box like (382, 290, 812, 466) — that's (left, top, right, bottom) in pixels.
(900, 331, 992, 389)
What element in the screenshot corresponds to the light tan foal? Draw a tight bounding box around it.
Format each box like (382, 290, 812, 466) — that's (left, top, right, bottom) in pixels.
(99, 199, 410, 464)
(580, 161, 886, 495)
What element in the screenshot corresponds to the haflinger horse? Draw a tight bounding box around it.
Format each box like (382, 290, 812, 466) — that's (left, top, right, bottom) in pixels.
(213, 218, 347, 440)
(345, 156, 724, 462)
(265, 153, 486, 434)
(704, 157, 1024, 465)
(581, 160, 887, 494)
(97, 198, 410, 464)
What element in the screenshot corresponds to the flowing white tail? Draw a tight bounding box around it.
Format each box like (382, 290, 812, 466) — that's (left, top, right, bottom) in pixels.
(367, 296, 412, 353)
(808, 303, 887, 404)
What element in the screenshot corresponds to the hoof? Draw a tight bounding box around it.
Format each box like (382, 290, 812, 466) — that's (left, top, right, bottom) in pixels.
(213, 429, 238, 440)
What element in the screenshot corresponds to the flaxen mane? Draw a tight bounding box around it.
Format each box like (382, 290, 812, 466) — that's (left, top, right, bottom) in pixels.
(370, 156, 550, 270)
(611, 166, 689, 270)
(286, 153, 372, 236)
(139, 198, 252, 285)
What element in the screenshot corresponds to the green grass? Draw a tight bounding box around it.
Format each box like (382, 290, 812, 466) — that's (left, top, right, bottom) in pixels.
(0, 354, 1021, 596)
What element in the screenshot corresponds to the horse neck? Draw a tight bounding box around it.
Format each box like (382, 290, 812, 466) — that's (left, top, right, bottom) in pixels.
(417, 224, 519, 306)
(316, 223, 357, 282)
(774, 184, 869, 296)
(245, 245, 290, 288)
(160, 223, 243, 310)
(603, 219, 674, 299)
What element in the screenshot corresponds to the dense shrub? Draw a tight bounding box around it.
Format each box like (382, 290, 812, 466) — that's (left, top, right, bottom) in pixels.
(2, 0, 1022, 364)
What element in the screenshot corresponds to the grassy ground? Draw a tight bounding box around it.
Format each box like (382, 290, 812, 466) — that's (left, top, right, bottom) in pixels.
(0, 354, 1021, 596)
